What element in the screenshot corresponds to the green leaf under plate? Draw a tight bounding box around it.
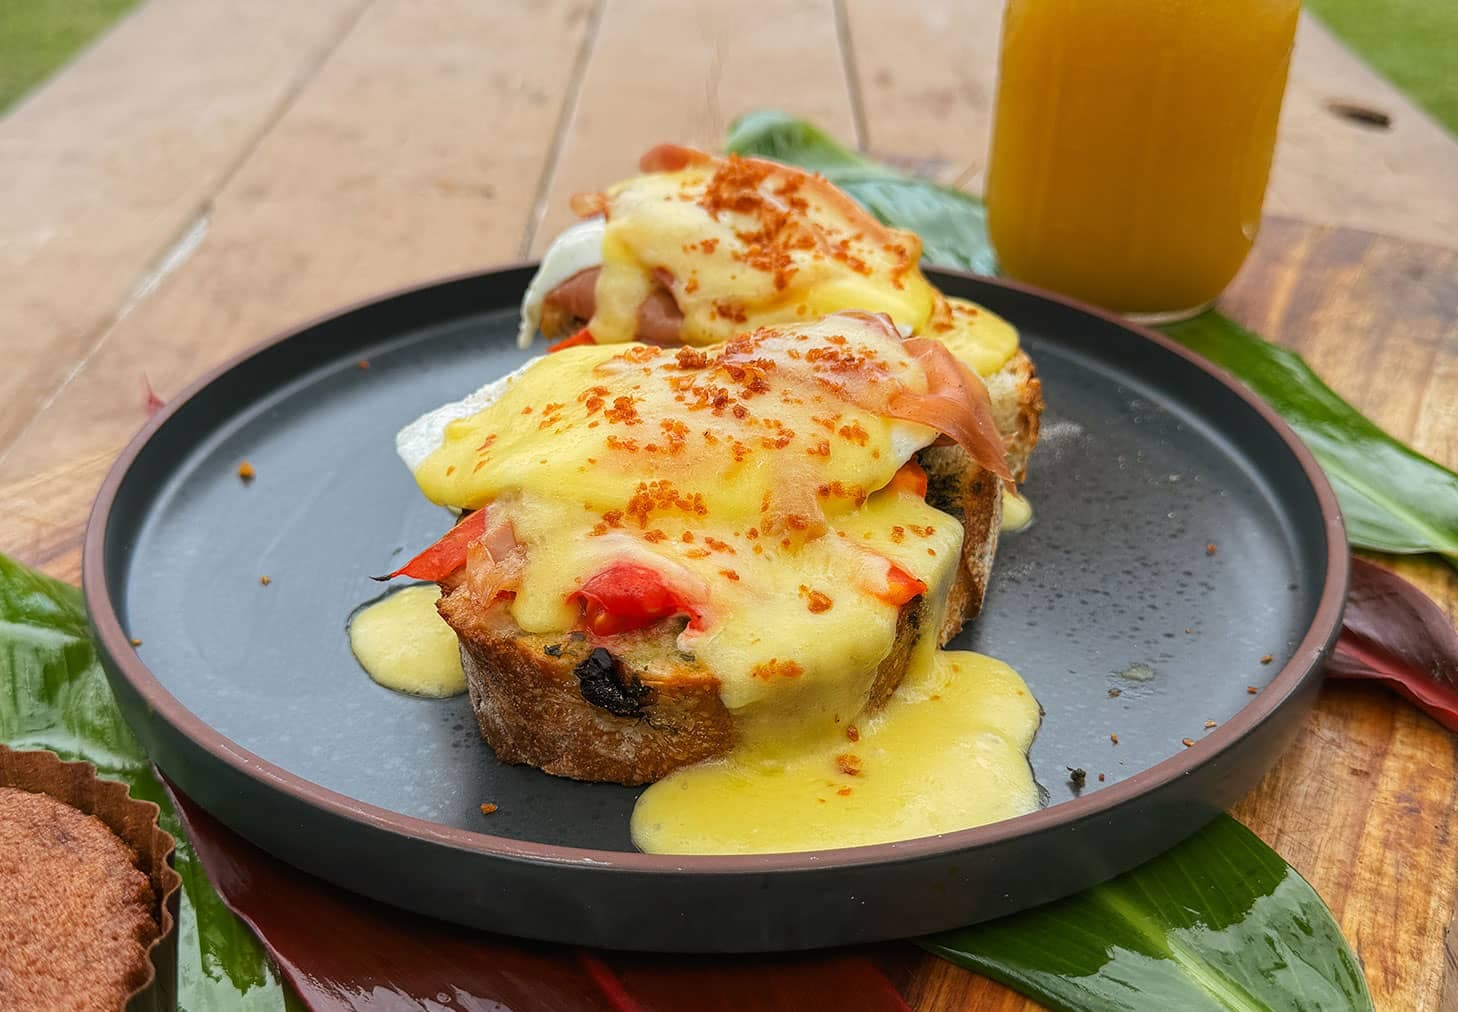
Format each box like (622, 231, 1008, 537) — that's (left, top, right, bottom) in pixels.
(922, 815, 1373, 1012)
(0, 552, 293, 1011)
(726, 110, 1458, 567)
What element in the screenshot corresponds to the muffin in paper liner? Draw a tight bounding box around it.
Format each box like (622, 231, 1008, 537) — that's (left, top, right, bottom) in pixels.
(0, 745, 181, 1012)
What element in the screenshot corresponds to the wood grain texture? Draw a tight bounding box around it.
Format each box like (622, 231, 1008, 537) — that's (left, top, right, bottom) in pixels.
(0, 0, 596, 581)
(2, 1, 1458, 1007)
(842, 3, 1458, 248)
(527, 0, 859, 253)
(0, 0, 372, 454)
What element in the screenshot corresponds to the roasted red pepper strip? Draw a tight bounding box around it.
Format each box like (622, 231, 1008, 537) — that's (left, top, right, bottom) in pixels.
(873, 564, 927, 606)
(886, 458, 928, 499)
(547, 327, 596, 353)
(382, 509, 486, 581)
(568, 562, 698, 636)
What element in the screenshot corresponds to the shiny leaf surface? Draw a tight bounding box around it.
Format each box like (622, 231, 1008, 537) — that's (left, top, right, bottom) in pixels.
(923, 816, 1373, 1012)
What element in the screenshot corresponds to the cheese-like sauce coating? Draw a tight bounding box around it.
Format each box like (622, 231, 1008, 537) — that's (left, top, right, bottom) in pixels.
(349, 585, 465, 697)
(564, 153, 1019, 377)
(413, 318, 956, 739)
(404, 313, 1042, 854)
(591, 157, 936, 347)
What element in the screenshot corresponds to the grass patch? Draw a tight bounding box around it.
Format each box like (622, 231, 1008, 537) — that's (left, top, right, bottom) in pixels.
(0, 0, 141, 114)
(1307, 0, 1458, 137)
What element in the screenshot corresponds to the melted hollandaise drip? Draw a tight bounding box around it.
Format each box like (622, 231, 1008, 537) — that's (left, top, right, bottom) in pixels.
(630, 648, 1041, 855)
(349, 584, 465, 697)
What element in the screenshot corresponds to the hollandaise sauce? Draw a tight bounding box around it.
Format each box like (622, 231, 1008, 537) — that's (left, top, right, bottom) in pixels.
(631, 650, 1039, 855)
(349, 585, 465, 697)
(1001, 487, 1033, 532)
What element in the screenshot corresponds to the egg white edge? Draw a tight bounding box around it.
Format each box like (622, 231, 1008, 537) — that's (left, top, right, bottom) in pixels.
(517, 216, 608, 348)
(397, 353, 934, 486)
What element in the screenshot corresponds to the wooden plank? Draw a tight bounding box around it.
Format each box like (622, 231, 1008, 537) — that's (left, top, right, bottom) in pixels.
(1222, 219, 1458, 466)
(842, 3, 1458, 249)
(527, 0, 858, 253)
(1232, 683, 1458, 1008)
(1274, 22, 1458, 252)
(0, 0, 598, 581)
(838, 0, 1000, 191)
(0, 0, 372, 454)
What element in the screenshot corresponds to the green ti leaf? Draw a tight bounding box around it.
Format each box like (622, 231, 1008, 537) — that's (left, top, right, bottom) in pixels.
(922, 815, 1373, 1012)
(0, 552, 292, 1011)
(727, 109, 1458, 568)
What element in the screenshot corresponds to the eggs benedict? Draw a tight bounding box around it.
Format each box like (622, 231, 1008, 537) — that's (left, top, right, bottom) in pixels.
(389, 313, 1014, 788)
(518, 144, 1041, 486)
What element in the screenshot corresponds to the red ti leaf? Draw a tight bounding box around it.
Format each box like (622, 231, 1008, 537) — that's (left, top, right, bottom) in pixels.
(142, 374, 165, 416)
(1327, 556, 1458, 732)
(164, 779, 913, 1011)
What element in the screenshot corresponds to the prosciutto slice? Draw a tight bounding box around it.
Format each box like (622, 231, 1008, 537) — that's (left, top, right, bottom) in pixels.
(890, 337, 1011, 481)
(541, 266, 684, 345)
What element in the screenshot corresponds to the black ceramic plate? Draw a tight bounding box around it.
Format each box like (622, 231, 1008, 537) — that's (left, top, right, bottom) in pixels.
(86, 267, 1345, 952)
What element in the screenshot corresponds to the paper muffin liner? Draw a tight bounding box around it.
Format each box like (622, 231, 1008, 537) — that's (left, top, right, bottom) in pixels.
(0, 745, 181, 1012)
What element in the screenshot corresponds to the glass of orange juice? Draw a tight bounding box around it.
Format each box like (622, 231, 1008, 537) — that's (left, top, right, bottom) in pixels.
(984, 0, 1301, 322)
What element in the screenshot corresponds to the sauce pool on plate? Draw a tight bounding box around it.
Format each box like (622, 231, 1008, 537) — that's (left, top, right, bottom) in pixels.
(631, 649, 1040, 855)
(349, 585, 465, 697)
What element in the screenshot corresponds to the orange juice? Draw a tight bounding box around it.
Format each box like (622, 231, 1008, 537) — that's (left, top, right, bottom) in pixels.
(985, 0, 1300, 319)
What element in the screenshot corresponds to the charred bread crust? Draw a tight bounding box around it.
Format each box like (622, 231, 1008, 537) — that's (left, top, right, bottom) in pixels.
(440, 587, 935, 785)
(987, 350, 1042, 484)
(921, 444, 1002, 643)
(437, 595, 730, 784)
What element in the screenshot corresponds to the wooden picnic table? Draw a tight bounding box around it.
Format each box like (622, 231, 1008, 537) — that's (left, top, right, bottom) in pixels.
(3, 1, 1458, 1008)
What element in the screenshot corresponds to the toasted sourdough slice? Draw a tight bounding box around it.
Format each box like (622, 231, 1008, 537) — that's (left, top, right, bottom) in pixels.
(437, 447, 1004, 785)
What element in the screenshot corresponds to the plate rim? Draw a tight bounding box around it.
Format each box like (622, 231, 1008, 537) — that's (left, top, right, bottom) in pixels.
(83, 263, 1349, 875)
